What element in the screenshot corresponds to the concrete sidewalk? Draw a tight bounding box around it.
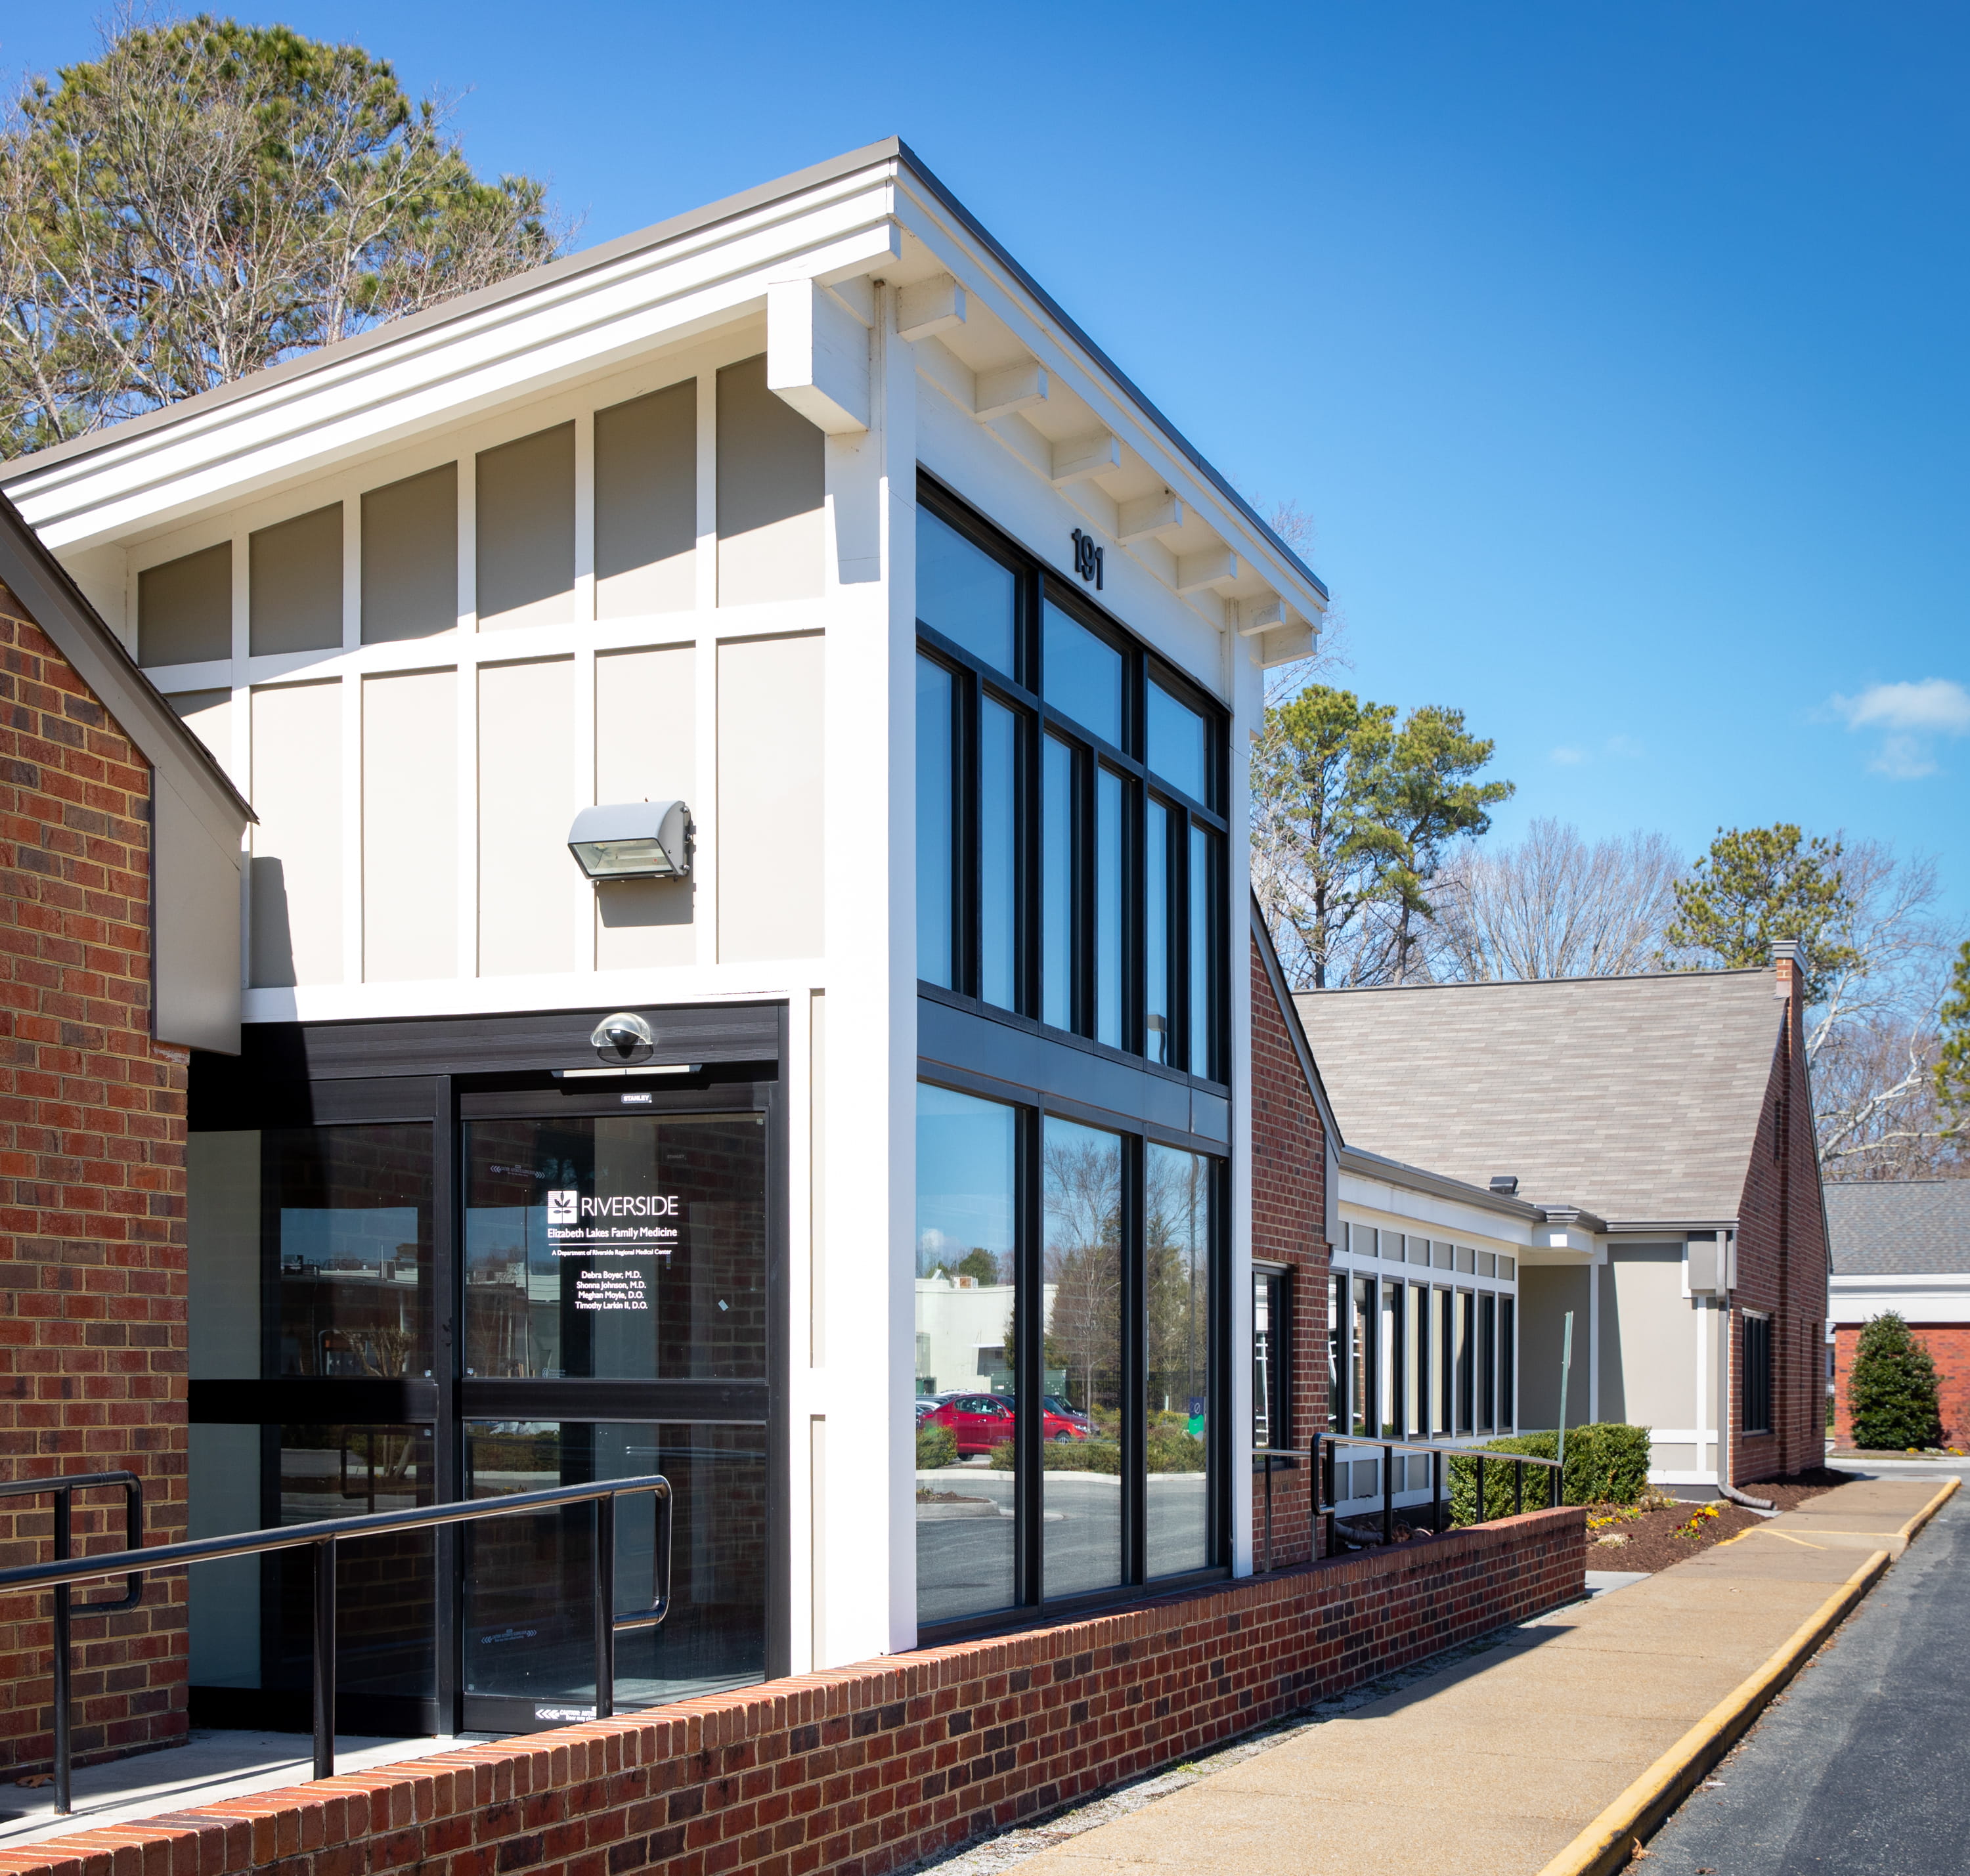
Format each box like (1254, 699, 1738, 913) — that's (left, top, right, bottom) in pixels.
(1009, 1475, 1957, 1876)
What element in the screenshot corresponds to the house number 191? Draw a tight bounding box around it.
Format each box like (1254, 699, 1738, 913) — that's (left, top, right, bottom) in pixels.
(1070, 529, 1104, 591)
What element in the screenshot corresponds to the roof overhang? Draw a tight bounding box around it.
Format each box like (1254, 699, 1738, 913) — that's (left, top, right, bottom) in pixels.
(1, 139, 1326, 649)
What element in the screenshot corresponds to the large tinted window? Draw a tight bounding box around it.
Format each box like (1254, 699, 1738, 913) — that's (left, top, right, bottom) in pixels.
(1043, 601, 1122, 745)
(914, 1084, 1018, 1625)
(913, 491, 1229, 1083)
(1043, 1118, 1123, 1599)
(919, 512, 1016, 672)
(1148, 1146, 1212, 1578)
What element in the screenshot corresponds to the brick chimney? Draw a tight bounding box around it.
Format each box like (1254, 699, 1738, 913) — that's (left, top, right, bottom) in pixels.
(1769, 936, 1806, 1003)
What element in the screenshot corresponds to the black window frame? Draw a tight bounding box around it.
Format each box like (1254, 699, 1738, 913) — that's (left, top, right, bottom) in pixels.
(1742, 1311, 1774, 1436)
(914, 1073, 1231, 1642)
(915, 476, 1229, 1087)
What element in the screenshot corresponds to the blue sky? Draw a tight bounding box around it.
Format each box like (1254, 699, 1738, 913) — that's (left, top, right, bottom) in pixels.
(11, 3, 1967, 920)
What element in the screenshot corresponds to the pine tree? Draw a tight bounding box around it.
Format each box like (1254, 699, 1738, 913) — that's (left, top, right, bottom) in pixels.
(1848, 1311, 1942, 1451)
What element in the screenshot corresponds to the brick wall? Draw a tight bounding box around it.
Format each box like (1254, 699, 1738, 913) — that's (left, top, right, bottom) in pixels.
(1246, 933, 1328, 1565)
(1729, 955, 1829, 1486)
(0, 1507, 1582, 1876)
(0, 581, 189, 1773)
(1832, 1322, 1970, 1449)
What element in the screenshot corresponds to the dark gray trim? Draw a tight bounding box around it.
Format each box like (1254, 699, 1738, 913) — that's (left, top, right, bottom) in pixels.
(1337, 1143, 1545, 1223)
(461, 1380, 770, 1424)
(190, 1379, 439, 1423)
(917, 993, 1228, 1140)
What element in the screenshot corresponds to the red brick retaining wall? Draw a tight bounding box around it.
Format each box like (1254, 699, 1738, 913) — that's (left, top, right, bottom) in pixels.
(0, 1508, 1582, 1876)
(1832, 1322, 1970, 1449)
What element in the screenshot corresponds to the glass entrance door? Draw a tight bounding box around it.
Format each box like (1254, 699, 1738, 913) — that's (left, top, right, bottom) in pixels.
(456, 1105, 773, 1734)
(186, 1051, 784, 1739)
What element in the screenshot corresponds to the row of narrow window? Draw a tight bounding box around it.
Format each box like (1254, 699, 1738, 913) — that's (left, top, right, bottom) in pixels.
(915, 502, 1227, 1079)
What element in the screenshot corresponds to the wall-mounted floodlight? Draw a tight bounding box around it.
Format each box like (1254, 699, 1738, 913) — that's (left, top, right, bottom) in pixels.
(567, 801, 691, 880)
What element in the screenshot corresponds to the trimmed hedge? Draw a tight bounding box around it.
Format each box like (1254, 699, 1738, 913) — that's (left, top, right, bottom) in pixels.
(1448, 1422, 1652, 1523)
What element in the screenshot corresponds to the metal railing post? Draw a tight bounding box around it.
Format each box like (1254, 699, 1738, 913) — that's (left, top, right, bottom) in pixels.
(1475, 1455, 1486, 1528)
(1308, 1433, 1321, 1562)
(53, 1487, 72, 1816)
(1549, 1458, 1560, 1509)
(593, 1494, 616, 1718)
(1432, 1449, 1443, 1535)
(1382, 1450, 1394, 1545)
(1514, 1459, 1524, 1516)
(312, 1539, 336, 1781)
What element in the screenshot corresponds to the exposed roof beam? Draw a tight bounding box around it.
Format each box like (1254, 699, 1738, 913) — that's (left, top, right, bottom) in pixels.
(974, 362, 1047, 420)
(1116, 491, 1182, 544)
(767, 277, 869, 434)
(1049, 431, 1120, 487)
(896, 273, 966, 341)
(1174, 548, 1237, 596)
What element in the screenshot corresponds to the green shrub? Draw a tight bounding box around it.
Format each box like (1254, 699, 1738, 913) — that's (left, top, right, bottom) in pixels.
(1147, 1426, 1206, 1473)
(988, 1437, 1122, 1473)
(1849, 1312, 1942, 1450)
(1447, 1422, 1652, 1523)
(915, 1423, 957, 1472)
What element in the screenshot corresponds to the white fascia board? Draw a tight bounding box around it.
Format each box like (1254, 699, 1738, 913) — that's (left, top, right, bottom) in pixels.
(1337, 1179, 1535, 1250)
(888, 176, 1328, 627)
(9, 175, 903, 551)
(1829, 1272, 1970, 1324)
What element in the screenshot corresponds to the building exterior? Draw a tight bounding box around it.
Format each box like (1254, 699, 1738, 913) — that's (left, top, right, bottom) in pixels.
(0, 496, 252, 1768)
(1, 141, 1329, 1741)
(1294, 948, 1829, 1493)
(1826, 1180, 1970, 1449)
(1325, 1145, 1529, 1517)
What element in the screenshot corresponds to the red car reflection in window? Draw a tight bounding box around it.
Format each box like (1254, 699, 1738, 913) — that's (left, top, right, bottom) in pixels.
(920, 1393, 1089, 1455)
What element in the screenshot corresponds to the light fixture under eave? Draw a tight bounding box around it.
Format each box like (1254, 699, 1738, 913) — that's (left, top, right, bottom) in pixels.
(568, 801, 692, 880)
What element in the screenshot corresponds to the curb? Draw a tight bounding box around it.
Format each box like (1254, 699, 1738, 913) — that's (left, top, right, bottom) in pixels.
(1533, 1549, 1889, 1876)
(1896, 1474, 1961, 1547)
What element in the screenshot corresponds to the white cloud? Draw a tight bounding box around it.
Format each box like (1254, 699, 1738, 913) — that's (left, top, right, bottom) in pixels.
(1550, 745, 1585, 766)
(1868, 734, 1939, 781)
(1833, 678, 1970, 733)
(1826, 676, 1968, 780)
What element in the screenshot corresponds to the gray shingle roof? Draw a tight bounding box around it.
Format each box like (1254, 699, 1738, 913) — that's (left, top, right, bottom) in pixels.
(1824, 1182, 1970, 1276)
(1294, 969, 1787, 1225)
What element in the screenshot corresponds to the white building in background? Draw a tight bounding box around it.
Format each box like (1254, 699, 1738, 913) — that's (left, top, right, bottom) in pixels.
(3, 139, 1328, 1735)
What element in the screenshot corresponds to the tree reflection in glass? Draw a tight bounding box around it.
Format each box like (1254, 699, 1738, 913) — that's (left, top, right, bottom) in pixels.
(1042, 1118, 1122, 1598)
(1145, 1145, 1210, 1577)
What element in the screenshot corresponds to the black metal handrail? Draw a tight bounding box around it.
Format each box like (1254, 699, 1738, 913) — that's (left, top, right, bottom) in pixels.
(0, 1473, 672, 1812)
(0, 1472, 143, 1816)
(1254, 1435, 1563, 1568)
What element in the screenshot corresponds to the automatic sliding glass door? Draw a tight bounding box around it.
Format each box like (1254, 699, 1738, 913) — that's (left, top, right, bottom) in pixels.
(456, 1103, 773, 1732)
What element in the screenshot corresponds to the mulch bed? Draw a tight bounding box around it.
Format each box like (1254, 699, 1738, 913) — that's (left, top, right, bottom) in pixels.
(1586, 1468, 1846, 1573)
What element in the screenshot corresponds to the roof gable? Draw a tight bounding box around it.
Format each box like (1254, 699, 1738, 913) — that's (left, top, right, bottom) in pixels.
(1, 140, 1324, 641)
(1294, 969, 1787, 1225)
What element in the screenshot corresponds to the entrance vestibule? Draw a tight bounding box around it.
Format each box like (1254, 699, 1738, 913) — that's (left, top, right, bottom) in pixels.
(185, 1005, 787, 1739)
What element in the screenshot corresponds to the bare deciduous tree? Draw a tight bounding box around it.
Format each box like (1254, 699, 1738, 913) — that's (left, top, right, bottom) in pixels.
(1808, 842, 1967, 1179)
(1428, 819, 1684, 982)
